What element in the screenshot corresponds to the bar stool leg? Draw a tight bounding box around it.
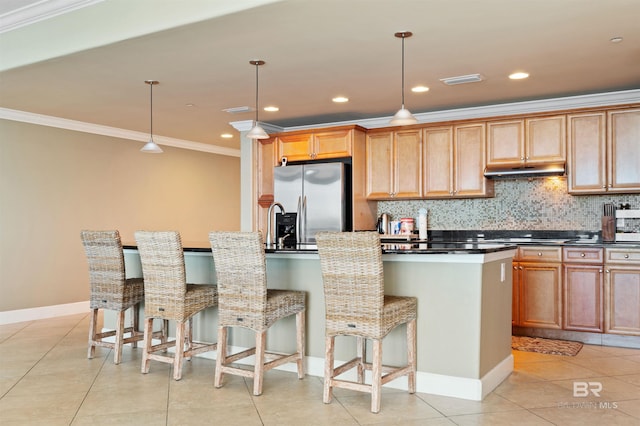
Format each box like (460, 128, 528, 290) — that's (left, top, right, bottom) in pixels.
(141, 317, 154, 374)
(87, 308, 99, 359)
(371, 339, 383, 414)
(407, 318, 417, 394)
(214, 326, 227, 388)
(173, 321, 185, 380)
(323, 335, 335, 404)
(114, 310, 126, 365)
(253, 331, 267, 395)
(356, 336, 365, 383)
(296, 310, 305, 379)
(132, 303, 140, 349)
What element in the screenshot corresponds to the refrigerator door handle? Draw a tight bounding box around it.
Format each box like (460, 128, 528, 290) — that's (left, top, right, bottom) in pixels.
(296, 196, 302, 244)
(302, 195, 307, 242)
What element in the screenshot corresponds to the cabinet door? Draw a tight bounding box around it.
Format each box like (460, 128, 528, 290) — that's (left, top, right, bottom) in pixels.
(313, 129, 352, 159)
(525, 115, 566, 165)
(567, 113, 606, 194)
(608, 109, 640, 192)
(512, 261, 520, 325)
(365, 132, 394, 199)
(423, 126, 454, 198)
(564, 264, 604, 332)
(454, 123, 493, 197)
(276, 133, 312, 162)
(394, 130, 423, 198)
(605, 266, 640, 335)
(519, 262, 562, 329)
(486, 120, 525, 166)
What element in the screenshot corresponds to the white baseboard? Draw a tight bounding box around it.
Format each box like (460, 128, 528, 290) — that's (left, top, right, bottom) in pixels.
(0, 301, 89, 325)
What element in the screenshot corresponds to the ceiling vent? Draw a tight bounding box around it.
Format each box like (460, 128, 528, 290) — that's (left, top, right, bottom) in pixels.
(222, 106, 252, 114)
(440, 74, 484, 85)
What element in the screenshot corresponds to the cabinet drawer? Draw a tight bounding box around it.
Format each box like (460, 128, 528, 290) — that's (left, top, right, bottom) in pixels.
(518, 246, 562, 262)
(605, 248, 640, 264)
(563, 247, 604, 263)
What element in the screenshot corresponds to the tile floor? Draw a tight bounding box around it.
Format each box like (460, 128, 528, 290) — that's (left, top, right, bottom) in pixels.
(1, 313, 640, 425)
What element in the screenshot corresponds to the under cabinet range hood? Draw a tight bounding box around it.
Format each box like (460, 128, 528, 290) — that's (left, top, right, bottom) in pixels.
(483, 163, 565, 178)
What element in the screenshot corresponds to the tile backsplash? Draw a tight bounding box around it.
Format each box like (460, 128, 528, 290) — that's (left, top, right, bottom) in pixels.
(378, 177, 640, 232)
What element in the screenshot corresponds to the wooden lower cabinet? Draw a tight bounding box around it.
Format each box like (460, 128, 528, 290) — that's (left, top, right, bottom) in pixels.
(605, 266, 640, 335)
(518, 262, 562, 329)
(604, 248, 640, 336)
(562, 247, 604, 332)
(514, 246, 562, 329)
(563, 264, 604, 332)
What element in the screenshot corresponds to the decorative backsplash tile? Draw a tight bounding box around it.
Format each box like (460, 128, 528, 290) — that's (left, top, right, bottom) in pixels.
(378, 177, 640, 232)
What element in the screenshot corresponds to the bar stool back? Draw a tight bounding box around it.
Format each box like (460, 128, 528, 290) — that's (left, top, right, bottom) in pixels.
(134, 231, 218, 380)
(209, 231, 305, 395)
(81, 230, 144, 364)
(315, 231, 417, 413)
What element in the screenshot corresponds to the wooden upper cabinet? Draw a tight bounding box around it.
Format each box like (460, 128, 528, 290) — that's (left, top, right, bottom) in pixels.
(276, 133, 313, 163)
(568, 108, 640, 194)
(608, 108, 640, 193)
(486, 120, 525, 166)
(525, 115, 566, 165)
(487, 115, 565, 167)
(455, 123, 493, 197)
(423, 126, 454, 198)
(424, 123, 493, 198)
(313, 128, 353, 160)
(365, 129, 422, 199)
(275, 128, 353, 162)
(567, 112, 606, 193)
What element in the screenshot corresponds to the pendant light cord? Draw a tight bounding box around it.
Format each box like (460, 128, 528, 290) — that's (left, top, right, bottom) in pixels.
(255, 62, 259, 124)
(149, 82, 154, 138)
(401, 34, 406, 109)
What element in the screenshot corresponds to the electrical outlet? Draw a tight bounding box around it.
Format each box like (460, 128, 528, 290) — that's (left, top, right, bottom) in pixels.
(501, 262, 506, 282)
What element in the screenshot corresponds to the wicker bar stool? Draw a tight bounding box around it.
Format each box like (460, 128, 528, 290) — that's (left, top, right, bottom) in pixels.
(315, 231, 417, 414)
(80, 230, 145, 365)
(209, 231, 306, 396)
(134, 231, 218, 381)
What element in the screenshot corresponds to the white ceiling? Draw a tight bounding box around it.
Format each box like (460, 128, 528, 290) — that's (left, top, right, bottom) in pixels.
(1, 0, 639, 153)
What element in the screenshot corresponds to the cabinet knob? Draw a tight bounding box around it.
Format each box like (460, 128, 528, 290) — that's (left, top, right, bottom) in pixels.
(599, 269, 603, 273)
(513, 266, 518, 270)
(625, 254, 630, 259)
(580, 253, 586, 257)
(537, 252, 543, 256)
(519, 266, 523, 270)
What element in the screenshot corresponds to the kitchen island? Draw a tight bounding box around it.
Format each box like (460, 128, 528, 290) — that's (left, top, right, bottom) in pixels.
(119, 242, 516, 401)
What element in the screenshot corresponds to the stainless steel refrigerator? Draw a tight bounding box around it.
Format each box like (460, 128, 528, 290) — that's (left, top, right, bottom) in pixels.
(274, 162, 350, 243)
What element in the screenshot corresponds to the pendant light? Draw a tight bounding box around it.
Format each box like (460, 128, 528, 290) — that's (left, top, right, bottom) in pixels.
(390, 31, 418, 126)
(247, 60, 269, 139)
(140, 80, 163, 153)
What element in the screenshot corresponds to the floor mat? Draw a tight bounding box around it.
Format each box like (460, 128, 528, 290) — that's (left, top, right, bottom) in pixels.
(512, 335, 583, 356)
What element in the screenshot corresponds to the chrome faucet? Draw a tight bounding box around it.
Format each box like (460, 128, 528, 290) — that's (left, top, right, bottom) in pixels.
(266, 202, 285, 247)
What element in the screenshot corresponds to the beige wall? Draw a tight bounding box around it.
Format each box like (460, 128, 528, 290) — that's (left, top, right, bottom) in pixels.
(0, 120, 240, 312)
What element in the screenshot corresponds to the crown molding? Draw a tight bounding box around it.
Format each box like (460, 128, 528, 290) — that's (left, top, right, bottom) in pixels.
(0, 0, 105, 34)
(282, 89, 640, 132)
(230, 119, 284, 135)
(0, 108, 241, 157)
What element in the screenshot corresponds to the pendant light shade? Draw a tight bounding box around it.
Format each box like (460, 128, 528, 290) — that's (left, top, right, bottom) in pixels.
(248, 60, 269, 139)
(390, 31, 418, 126)
(140, 80, 163, 153)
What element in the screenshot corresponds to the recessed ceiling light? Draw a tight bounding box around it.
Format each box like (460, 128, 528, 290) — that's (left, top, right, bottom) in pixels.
(411, 86, 429, 93)
(264, 106, 279, 112)
(332, 96, 349, 103)
(185, 103, 195, 107)
(221, 133, 233, 139)
(610, 36, 623, 43)
(509, 72, 529, 80)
